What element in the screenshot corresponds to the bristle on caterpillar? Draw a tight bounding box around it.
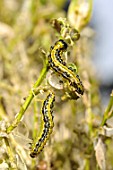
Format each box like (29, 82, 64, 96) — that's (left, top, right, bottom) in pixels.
(30, 91, 55, 158)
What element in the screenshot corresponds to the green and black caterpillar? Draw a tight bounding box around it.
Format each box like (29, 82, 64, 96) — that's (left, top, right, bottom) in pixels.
(30, 91, 55, 158)
(48, 39, 84, 99)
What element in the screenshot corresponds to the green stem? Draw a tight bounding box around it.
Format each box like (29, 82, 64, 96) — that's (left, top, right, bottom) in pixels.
(101, 91, 113, 126)
(33, 100, 38, 140)
(85, 158, 90, 170)
(6, 60, 48, 134)
(4, 138, 17, 170)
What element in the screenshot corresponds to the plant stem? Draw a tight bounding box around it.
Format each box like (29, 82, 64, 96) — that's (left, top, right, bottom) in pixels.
(4, 137, 18, 170)
(6, 60, 48, 134)
(33, 100, 38, 140)
(101, 91, 113, 126)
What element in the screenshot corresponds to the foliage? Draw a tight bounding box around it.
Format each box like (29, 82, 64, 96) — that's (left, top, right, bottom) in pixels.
(0, 0, 113, 170)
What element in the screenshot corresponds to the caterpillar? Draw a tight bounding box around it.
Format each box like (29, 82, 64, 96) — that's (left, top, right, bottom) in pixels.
(30, 91, 55, 158)
(48, 39, 84, 99)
